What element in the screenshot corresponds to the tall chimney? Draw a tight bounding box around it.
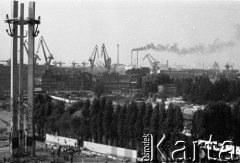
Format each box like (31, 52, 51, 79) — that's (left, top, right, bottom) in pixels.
(117, 44, 119, 66)
(167, 60, 168, 67)
(131, 51, 133, 66)
(137, 51, 138, 68)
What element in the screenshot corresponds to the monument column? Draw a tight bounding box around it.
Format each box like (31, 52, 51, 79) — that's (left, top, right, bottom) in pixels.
(27, 1, 35, 157)
(10, 0, 19, 157)
(19, 2, 25, 154)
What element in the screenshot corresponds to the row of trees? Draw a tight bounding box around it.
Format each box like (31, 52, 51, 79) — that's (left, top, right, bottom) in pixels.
(192, 99, 240, 145)
(175, 76, 240, 103)
(34, 94, 184, 151)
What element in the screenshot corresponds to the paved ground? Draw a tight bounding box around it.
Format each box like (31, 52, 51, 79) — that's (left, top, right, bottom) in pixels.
(35, 142, 130, 163)
(0, 140, 132, 163)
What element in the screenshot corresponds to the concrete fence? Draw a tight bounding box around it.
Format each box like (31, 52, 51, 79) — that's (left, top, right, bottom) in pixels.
(45, 134, 78, 147)
(84, 141, 137, 162)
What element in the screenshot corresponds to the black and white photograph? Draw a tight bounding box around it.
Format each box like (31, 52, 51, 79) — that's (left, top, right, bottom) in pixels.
(1, 0, 240, 162)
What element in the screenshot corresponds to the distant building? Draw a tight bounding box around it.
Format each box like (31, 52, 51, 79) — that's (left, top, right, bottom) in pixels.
(103, 74, 142, 96)
(158, 84, 176, 97)
(0, 64, 28, 97)
(41, 68, 92, 92)
(160, 70, 194, 79)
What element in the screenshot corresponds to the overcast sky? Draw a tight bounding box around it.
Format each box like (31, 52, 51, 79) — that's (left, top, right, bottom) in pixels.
(1, 0, 240, 69)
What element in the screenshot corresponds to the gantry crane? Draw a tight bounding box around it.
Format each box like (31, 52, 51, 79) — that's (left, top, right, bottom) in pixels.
(89, 45, 99, 72)
(58, 61, 65, 67)
(225, 62, 234, 80)
(52, 61, 58, 66)
(71, 61, 79, 67)
(143, 54, 160, 74)
(101, 44, 111, 72)
(212, 61, 220, 70)
(23, 40, 41, 64)
(81, 61, 88, 68)
(36, 36, 54, 67)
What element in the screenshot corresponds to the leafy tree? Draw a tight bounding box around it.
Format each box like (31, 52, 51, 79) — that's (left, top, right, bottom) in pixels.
(97, 109, 104, 143)
(174, 105, 184, 132)
(34, 94, 53, 139)
(80, 99, 91, 141)
(128, 101, 138, 149)
(150, 103, 159, 133)
(68, 101, 84, 114)
(143, 103, 152, 130)
(158, 101, 166, 135)
(135, 102, 146, 154)
(117, 105, 126, 147)
(90, 98, 100, 142)
(192, 109, 204, 139)
(232, 98, 240, 145)
(165, 103, 176, 134)
(56, 111, 72, 136)
(47, 100, 65, 134)
(111, 104, 121, 146)
(102, 99, 114, 144)
(70, 116, 81, 138)
(201, 101, 232, 142)
(93, 82, 105, 98)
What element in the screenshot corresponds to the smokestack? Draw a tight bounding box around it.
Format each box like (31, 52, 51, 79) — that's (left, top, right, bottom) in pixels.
(117, 44, 119, 66)
(131, 50, 133, 66)
(167, 60, 168, 67)
(137, 51, 138, 68)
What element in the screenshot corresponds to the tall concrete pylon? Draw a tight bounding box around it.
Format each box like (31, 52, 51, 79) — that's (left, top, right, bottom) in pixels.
(5, 0, 40, 158)
(27, 1, 36, 157)
(19, 3, 25, 154)
(10, 0, 19, 157)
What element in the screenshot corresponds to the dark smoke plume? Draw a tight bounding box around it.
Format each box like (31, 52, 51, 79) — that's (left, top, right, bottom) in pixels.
(132, 25, 240, 55)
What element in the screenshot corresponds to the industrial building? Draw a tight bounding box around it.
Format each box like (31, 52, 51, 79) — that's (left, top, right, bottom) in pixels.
(101, 74, 142, 96)
(0, 64, 28, 97)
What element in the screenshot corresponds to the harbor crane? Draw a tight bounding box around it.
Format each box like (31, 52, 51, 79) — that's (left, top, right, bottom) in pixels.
(58, 61, 65, 67)
(81, 61, 88, 68)
(212, 61, 220, 70)
(225, 62, 234, 80)
(101, 44, 111, 72)
(89, 45, 99, 72)
(23, 40, 41, 64)
(71, 61, 79, 67)
(52, 60, 58, 66)
(143, 54, 160, 74)
(36, 36, 54, 67)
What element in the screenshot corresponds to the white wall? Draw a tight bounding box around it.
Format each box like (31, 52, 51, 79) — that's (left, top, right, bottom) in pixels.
(84, 141, 137, 162)
(45, 134, 78, 147)
(50, 95, 78, 103)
